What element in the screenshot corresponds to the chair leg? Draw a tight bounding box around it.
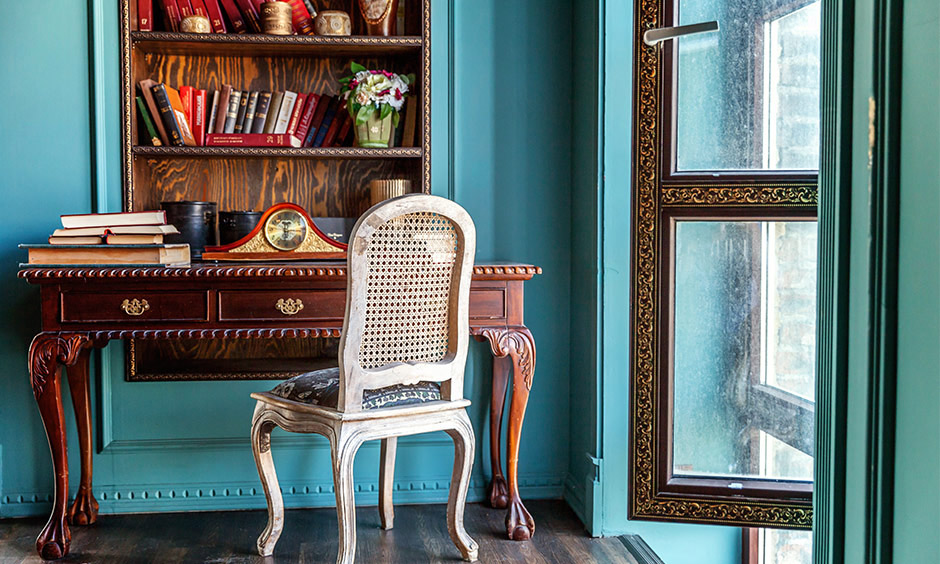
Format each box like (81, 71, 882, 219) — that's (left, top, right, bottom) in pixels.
(379, 437, 397, 530)
(251, 403, 284, 557)
(445, 411, 479, 562)
(331, 430, 363, 564)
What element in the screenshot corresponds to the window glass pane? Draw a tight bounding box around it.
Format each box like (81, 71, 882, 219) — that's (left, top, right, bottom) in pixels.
(675, 0, 821, 171)
(758, 528, 812, 564)
(671, 221, 816, 481)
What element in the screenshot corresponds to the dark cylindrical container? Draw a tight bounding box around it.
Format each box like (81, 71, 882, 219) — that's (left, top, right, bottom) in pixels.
(219, 210, 263, 245)
(161, 201, 218, 258)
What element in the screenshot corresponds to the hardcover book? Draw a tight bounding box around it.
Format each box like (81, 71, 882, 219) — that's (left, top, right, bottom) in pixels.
(234, 0, 261, 32)
(321, 101, 346, 147)
(190, 0, 209, 18)
(233, 90, 250, 133)
(222, 89, 241, 133)
(242, 91, 260, 134)
(282, 0, 314, 34)
(158, 0, 181, 31)
(48, 236, 104, 245)
(273, 91, 298, 134)
(292, 93, 319, 147)
(52, 224, 180, 237)
(61, 210, 168, 229)
(333, 112, 352, 147)
(139, 79, 170, 145)
(138, 0, 153, 31)
(263, 91, 284, 134)
(206, 133, 294, 147)
(193, 89, 207, 146)
(203, 0, 228, 32)
(150, 83, 185, 146)
(250, 91, 273, 134)
(218, 0, 247, 33)
(215, 85, 233, 133)
(304, 95, 333, 147)
(136, 96, 162, 146)
(312, 96, 340, 147)
(285, 92, 306, 137)
(207, 90, 220, 136)
(402, 94, 418, 147)
(165, 85, 197, 146)
(106, 234, 165, 245)
(23, 244, 190, 267)
(178, 0, 193, 18)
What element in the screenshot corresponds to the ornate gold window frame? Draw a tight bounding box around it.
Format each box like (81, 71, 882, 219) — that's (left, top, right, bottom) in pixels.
(628, 0, 817, 529)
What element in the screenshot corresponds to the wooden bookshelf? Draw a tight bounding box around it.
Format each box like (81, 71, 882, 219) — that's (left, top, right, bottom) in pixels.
(120, 0, 430, 218)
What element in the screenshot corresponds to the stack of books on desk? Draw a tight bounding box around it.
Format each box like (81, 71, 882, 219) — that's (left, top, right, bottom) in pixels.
(22, 211, 190, 267)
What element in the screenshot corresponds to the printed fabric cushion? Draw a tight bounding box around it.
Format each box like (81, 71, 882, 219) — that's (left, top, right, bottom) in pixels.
(269, 367, 442, 410)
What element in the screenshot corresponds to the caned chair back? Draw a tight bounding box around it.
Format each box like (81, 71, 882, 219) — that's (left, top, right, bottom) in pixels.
(337, 194, 476, 412)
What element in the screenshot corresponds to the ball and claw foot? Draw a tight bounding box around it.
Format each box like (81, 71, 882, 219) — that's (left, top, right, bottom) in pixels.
(506, 498, 535, 541)
(488, 476, 509, 509)
(36, 517, 70, 560)
(67, 487, 99, 526)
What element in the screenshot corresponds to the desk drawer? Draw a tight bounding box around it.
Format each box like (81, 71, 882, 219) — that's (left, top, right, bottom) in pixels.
(219, 290, 346, 322)
(60, 291, 209, 323)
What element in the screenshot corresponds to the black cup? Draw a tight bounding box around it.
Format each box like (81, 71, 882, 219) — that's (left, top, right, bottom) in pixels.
(219, 210, 263, 245)
(161, 201, 218, 258)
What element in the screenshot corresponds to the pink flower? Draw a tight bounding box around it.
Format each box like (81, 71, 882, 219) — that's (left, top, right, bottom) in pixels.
(395, 88, 402, 100)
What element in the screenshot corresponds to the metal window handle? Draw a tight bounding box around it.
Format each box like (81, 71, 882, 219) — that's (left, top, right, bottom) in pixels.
(643, 21, 719, 46)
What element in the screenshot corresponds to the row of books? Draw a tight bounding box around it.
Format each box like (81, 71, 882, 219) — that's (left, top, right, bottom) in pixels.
(140, 0, 317, 35)
(138, 80, 419, 148)
(24, 211, 190, 267)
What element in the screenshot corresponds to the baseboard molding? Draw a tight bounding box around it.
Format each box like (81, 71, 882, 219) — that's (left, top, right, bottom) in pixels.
(1, 473, 565, 518)
(619, 535, 666, 564)
(563, 473, 587, 524)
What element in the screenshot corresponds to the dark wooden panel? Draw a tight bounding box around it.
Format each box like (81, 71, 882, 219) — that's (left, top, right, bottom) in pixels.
(469, 288, 507, 321)
(60, 291, 209, 323)
(218, 290, 346, 322)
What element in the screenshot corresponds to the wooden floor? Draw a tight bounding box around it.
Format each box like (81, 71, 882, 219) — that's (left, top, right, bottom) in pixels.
(0, 500, 638, 564)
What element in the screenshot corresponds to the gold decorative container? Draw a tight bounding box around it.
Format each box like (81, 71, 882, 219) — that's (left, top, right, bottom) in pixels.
(314, 10, 351, 36)
(261, 1, 293, 35)
(370, 179, 412, 205)
(180, 15, 212, 33)
(358, 0, 399, 36)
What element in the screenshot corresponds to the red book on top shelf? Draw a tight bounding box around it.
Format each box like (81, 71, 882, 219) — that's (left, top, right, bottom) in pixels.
(206, 133, 294, 147)
(218, 0, 247, 33)
(190, 0, 209, 18)
(138, 0, 153, 31)
(158, 0, 181, 31)
(282, 0, 315, 35)
(178, 0, 193, 18)
(202, 0, 228, 32)
(234, 0, 261, 32)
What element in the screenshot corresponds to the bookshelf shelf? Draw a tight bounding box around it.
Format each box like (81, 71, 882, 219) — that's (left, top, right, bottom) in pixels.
(131, 32, 423, 57)
(133, 146, 422, 159)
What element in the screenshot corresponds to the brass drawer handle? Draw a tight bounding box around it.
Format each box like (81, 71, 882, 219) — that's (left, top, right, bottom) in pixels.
(121, 298, 150, 316)
(275, 298, 304, 315)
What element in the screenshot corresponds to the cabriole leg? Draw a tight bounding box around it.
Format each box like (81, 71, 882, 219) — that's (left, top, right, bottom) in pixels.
(446, 412, 479, 561)
(66, 346, 98, 526)
(252, 404, 284, 557)
(379, 436, 397, 530)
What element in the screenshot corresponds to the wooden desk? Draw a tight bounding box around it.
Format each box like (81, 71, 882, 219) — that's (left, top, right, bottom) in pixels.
(20, 262, 541, 559)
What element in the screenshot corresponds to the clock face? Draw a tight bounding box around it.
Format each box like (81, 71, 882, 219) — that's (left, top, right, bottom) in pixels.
(264, 208, 308, 251)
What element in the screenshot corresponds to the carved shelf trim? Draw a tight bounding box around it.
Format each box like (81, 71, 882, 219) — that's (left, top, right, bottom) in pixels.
(19, 264, 541, 281)
(661, 184, 818, 207)
(132, 146, 422, 159)
(95, 328, 343, 340)
(131, 31, 423, 56)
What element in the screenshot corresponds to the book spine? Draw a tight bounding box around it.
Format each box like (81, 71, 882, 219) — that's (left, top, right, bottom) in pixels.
(166, 85, 197, 146)
(234, 0, 261, 32)
(273, 91, 297, 134)
(138, 0, 153, 30)
(292, 93, 318, 146)
(190, 0, 209, 18)
(215, 84, 232, 133)
(304, 94, 332, 147)
(250, 91, 272, 134)
(321, 101, 345, 147)
(233, 90, 249, 133)
(206, 133, 294, 147)
(194, 89, 207, 146)
(223, 89, 241, 133)
(263, 91, 284, 134)
(178, 0, 193, 18)
(402, 94, 417, 147)
(202, 0, 228, 31)
(313, 97, 340, 147)
(158, 0, 181, 31)
(282, 0, 314, 35)
(207, 90, 220, 135)
(179, 85, 194, 117)
(218, 0, 247, 33)
(337, 112, 354, 146)
(151, 84, 185, 146)
(139, 79, 170, 145)
(285, 93, 306, 136)
(136, 96, 163, 146)
(332, 112, 351, 147)
(242, 91, 260, 134)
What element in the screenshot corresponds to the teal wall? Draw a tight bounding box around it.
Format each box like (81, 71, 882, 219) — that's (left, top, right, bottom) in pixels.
(0, 0, 573, 519)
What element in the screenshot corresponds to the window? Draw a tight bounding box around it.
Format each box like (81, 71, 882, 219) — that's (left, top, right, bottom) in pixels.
(628, 0, 819, 530)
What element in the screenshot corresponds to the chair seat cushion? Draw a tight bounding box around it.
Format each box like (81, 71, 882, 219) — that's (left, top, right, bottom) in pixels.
(269, 367, 442, 410)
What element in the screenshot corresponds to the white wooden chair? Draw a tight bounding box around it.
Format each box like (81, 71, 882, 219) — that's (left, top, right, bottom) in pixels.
(249, 194, 479, 564)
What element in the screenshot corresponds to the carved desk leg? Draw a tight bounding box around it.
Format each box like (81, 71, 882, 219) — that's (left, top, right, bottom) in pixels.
(487, 356, 511, 509)
(477, 326, 537, 541)
(66, 345, 99, 526)
(29, 333, 92, 560)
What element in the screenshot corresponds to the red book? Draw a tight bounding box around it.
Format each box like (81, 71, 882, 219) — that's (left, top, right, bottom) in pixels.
(206, 133, 294, 147)
(158, 0, 181, 31)
(180, 85, 195, 120)
(333, 112, 352, 147)
(190, 0, 209, 18)
(291, 93, 319, 147)
(286, 93, 306, 137)
(321, 102, 346, 147)
(218, 0, 247, 33)
(234, 0, 261, 32)
(178, 0, 193, 18)
(202, 0, 228, 32)
(282, 0, 314, 35)
(193, 89, 207, 146)
(304, 94, 332, 147)
(138, 0, 153, 31)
